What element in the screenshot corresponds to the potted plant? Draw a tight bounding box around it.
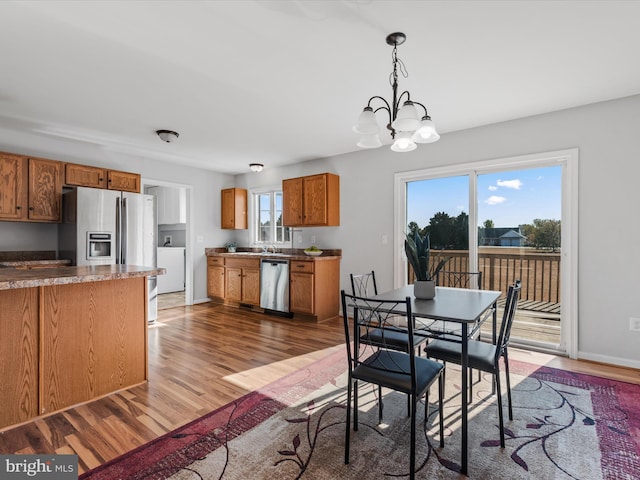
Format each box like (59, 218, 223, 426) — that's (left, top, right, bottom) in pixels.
(404, 229, 449, 299)
(224, 241, 237, 253)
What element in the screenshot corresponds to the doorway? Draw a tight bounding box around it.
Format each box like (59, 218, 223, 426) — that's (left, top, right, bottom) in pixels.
(142, 179, 193, 310)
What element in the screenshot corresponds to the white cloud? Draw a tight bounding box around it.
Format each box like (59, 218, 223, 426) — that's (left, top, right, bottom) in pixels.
(485, 195, 506, 205)
(488, 185, 497, 191)
(497, 179, 523, 190)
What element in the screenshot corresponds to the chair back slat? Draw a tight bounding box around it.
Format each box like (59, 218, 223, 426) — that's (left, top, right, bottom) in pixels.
(350, 271, 378, 297)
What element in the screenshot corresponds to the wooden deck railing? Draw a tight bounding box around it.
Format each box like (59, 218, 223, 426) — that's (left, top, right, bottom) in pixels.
(410, 247, 561, 317)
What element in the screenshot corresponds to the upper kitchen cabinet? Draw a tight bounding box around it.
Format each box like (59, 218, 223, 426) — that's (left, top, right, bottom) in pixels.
(0, 152, 28, 221)
(28, 157, 63, 222)
(0, 153, 62, 223)
(65, 163, 140, 193)
(107, 169, 141, 193)
(148, 186, 186, 225)
(221, 187, 247, 229)
(282, 173, 339, 227)
(65, 163, 107, 189)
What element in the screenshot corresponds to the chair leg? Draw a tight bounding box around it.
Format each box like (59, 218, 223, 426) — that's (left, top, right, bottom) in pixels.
(495, 369, 505, 448)
(503, 351, 513, 420)
(438, 373, 445, 448)
(410, 394, 417, 480)
(354, 381, 359, 431)
(345, 377, 352, 464)
(469, 367, 473, 404)
(378, 385, 384, 423)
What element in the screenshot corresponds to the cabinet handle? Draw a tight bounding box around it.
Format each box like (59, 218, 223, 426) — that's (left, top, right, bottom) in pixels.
(16, 206, 21, 210)
(29, 206, 34, 211)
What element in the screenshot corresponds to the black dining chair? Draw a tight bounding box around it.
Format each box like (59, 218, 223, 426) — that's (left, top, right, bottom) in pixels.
(350, 271, 430, 354)
(341, 290, 445, 480)
(425, 280, 521, 448)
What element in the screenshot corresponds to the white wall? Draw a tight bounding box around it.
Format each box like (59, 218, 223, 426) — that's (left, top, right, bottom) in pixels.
(235, 94, 640, 369)
(0, 130, 235, 303)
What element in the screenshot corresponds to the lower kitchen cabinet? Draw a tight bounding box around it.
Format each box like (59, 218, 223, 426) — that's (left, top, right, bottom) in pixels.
(207, 256, 225, 299)
(223, 257, 260, 306)
(290, 258, 340, 321)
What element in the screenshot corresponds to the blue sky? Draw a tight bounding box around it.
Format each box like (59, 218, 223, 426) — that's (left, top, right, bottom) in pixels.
(407, 166, 562, 228)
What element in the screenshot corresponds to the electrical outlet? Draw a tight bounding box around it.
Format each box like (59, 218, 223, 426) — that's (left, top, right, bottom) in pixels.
(310, 235, 316, 244)
(296, 233, 303, 244)
(163, 235, 172, 246)
(630, 317, 640, 332)
(381, 234, 388, 245)
(196, 235, 204, 243)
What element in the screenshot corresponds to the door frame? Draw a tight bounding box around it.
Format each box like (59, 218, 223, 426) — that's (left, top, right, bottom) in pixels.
(394, 148, 579, 358)
(142, 178, 194, 307)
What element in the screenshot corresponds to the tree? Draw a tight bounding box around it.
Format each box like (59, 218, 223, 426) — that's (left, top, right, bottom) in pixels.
(483, 219, 494, 228)
(521, 219, 561, 251)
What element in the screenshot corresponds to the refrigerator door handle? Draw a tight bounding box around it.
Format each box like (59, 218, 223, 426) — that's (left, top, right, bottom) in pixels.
(115, 196, 121, 264)
(122, 196, 128, 265)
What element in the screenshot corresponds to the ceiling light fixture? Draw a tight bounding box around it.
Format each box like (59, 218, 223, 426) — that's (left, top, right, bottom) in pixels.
(156, 130, 179, 143)
(353, 32, 439, 152)
(249, 163, 264, 172)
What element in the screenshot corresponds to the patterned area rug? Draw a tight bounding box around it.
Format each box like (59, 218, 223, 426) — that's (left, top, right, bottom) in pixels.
(81, 348, 640, 479)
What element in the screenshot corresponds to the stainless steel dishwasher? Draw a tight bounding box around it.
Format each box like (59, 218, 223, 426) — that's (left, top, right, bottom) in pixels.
(260, 258, 291, 315)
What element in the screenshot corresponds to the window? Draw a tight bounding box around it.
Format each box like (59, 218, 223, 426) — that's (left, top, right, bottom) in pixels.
(254, 190, 291, 245)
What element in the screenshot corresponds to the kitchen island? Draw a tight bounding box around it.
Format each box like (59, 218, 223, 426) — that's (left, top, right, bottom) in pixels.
(0, 263, 164, 430)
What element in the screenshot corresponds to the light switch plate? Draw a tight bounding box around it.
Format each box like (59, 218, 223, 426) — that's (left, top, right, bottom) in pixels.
(630, 317, 640, 331)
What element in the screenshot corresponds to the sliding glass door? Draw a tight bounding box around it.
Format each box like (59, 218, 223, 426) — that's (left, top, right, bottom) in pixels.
(396, 149, 577, 356)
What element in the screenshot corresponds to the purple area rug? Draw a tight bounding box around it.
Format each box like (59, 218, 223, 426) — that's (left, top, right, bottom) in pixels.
(81, 348, 640, 479)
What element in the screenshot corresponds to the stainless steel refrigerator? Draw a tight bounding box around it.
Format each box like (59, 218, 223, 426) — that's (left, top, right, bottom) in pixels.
(58, 186, 158, 321)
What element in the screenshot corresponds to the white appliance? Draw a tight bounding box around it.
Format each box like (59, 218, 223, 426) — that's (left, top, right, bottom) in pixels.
(58, 187, 158, 321)
(157, 247, 185, 294)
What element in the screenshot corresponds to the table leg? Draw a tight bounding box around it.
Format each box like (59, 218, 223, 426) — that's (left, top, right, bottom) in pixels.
(492, 301, 497, 395)
(461, 322, 468, 475)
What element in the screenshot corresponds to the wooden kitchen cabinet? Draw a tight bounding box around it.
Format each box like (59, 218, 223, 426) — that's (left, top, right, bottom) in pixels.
(224, 257, 260, 306)
(65, 163, 140, 193)
(290, 258, 340, 321)
(107, 169, 141, 193)
(0, 288, 39, 429)
(221, 187, 247, 229)
(27, 157, 63, 222)
(65, 163, 107, 189)
(0, 152, 28, 221)
(282, 173, 339, 227)
(207, 256, 225, 299)
(0, 153, 63, 223)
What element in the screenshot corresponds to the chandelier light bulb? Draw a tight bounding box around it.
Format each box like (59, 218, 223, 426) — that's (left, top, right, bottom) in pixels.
(413, 116, 440, 143)
(391, 101, 421, 132)
(353, 107, 380, 135)
(390, 131, 417, 152)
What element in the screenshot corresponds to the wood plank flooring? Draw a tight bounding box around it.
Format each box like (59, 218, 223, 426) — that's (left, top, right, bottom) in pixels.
(0, 302, 638, 475)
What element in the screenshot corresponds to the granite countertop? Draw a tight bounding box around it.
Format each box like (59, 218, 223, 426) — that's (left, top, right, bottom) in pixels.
(205, 247, 342, 261)
(0, 264, 165, 291)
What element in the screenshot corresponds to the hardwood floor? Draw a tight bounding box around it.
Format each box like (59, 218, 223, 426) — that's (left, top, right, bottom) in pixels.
(0, 302, 638, 475)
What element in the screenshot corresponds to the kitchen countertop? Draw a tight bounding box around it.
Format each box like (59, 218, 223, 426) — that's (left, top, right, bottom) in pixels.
(205, 247, 341, 261)
(0, 264, 165, 291)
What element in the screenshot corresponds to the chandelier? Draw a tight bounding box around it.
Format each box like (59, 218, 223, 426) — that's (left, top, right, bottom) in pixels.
(353, 32, 440, 152)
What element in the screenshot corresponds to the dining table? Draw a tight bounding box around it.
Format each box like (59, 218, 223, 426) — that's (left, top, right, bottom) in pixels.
(370, 285, 502, 475)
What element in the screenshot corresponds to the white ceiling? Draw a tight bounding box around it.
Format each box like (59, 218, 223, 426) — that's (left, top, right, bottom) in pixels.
(1, 0, 640, 174)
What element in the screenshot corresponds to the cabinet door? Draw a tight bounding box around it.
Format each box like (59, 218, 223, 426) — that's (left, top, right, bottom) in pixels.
(242, 267, 261, 305)
(0, 152, 28, 220)
(28, 157, 63, 222)
(221, 188, 247, 229)
(65, 163, 107, 188)
(225, 267, 243, 301)
(282, 177, 303, 226)
(290, 271, 314, 314)
(207, 265, 225, 299)
(108, 170, 141, 193)
(0, 288, 38, 428)
(302, 174, 328, 225)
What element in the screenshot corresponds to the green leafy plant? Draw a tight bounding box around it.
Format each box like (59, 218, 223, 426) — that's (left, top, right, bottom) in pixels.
(224, 241, 237, 249)
(404, 229, 450, 281)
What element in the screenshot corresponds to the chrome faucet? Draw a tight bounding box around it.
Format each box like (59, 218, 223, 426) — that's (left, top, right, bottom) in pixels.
(269, 244, 278, 254)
